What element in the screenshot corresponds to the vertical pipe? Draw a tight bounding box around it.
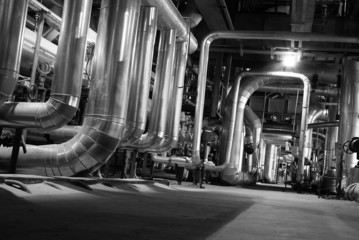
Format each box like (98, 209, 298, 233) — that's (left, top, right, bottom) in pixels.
(264, 144, 276, 183)
(148, 29, 177, 140)
(338, 59, 359, 186)
(211, 53, 223, 117)
(324, 101, 338, 172)
(124, 6, 158, 142)
(9, 128, 23, 173)
(0, 0, 29, 104)
(29, 13, 45, 86)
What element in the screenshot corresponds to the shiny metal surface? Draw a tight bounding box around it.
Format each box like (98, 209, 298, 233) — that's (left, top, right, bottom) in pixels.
(339, 59, 359, 186)
(244, 106, 262, 171)
(0, 0, 90, 129)
(124, 6, 158, 143)
(0, 0, 28, 104)
(0, 0, 139, 176)
(194, 31, 359, 165)
(143, 0, 197, 54)
(0, 0, 92, 130)
(303, 107, 327, 160)
(22, 28, 57, 72)
(308, 121, 339, 129)
(145, 41, 188, 152)
(205, 72, 310, 185)
(29, 0, 97, 44)
(264, 144, 278, 183)
(194, 30, 357, 182)
(127, 28, 177, 149)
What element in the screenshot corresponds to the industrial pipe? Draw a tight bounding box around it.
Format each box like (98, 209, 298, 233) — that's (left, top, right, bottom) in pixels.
(0, 0, 29, 105)
(143, 0, 198, 54)
(244, 106, 262, 170)
(145, 40, 189, 152)
(192, 30, 359, 181)
(338, 59, 359, 186)
(303, 106, 327, 161)
(308, 121, 339, 129)
(0, 0, 92, 130)
(125, 28, 177, 149)
(0, 0, 140, 176)
(123, 6, 158, 143)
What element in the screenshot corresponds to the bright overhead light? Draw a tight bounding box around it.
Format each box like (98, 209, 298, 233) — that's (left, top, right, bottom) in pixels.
(282, 52, 300, 67)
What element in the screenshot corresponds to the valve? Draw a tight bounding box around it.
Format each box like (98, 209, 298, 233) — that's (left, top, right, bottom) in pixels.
(348, 137, 359, 159)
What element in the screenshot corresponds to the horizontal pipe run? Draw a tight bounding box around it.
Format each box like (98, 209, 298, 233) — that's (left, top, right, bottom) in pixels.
(143, 0, 197, 54)
(308, 121, 339, 129)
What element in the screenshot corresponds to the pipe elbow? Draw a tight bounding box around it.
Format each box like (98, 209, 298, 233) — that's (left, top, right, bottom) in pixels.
(36, 96, 78, 131)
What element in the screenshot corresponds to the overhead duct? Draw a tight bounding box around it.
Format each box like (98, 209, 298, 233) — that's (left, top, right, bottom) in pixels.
(338, 59, 359, 186)
(0, 0, 29, 105)
(124, 28, 177, 150)
(123, 6, 158, 143)
(0, 0, 140, 176)
(0, 0, 92, 130)
(143, 0, 198, 54)
(191, 30, 359, 181)
(145, 40, 188, 152)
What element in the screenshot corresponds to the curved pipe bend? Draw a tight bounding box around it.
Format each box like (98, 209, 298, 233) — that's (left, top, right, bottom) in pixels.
(0, 0, 92, 130)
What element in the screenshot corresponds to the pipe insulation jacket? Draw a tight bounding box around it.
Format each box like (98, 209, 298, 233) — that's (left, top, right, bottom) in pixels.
(0, 0, 92, 130)
(0, 0, 140, 176)
(0, 0, 29, 105)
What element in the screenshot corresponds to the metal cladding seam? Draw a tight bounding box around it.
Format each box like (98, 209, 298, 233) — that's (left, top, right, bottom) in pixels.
(0, 0, 29, 105)
(0, 0, 92, 130)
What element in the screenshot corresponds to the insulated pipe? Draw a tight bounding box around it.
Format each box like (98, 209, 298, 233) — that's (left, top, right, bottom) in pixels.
(0, 0, 29, 105)
(338, 59, 359, 186)
(264, 144, 277, 183)
(123, 6, 158, 143)
(308, 121, 339, 129)
(244, 106, 262, 170)
(145, 41, 188, 153)
(126, 28, 177, 149)
(324, 103, 338, 171)
(303, 107, 327, 161)
(257, 84, 339, 97)
(204, 71, 310, 185)
(0, 0, 92, 130)
(143, 0, 197, 54)
(192, 30, 358, 170)
(0, 0, 140, 176)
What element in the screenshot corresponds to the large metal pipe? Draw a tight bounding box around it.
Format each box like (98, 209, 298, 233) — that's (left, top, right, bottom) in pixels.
(123, 6, 158, 143)
(264, 144, 278, 183)
(257, 84, 339, 97)
(205, 71, 310, 186)
(0, 0, 140, 176)
(125, 28, 177, 149)
(338, 59, 359, 186)
(0, 0, 92, 130)
(143, 0, 197, 54)
(244, 106, 262, 170)
(145, 41, 188, 152)
(303, 106, 327, 161)
(324, 101, 338, 172)
(308, 121, 339, 129)
(0, 0, 29, 105)
(192, 30, 359, 171)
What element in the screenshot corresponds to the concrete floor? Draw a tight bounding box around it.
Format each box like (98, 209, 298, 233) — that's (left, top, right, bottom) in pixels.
(1, 176, 359, 240)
